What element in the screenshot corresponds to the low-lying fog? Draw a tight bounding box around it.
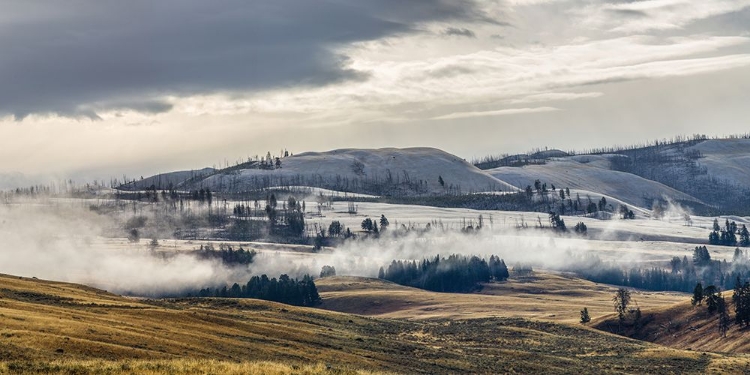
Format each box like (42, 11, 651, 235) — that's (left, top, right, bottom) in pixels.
(0, 199, 736, 297)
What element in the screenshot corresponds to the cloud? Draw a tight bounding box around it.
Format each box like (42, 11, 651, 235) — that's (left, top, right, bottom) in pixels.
(443, 27, 477, 38)
(510, 92, 604, 104)
(233, 35, 750, 123)
(578, 0, 750, 33)
(0, 0, 494, 119)
(431, 107, 559, 120)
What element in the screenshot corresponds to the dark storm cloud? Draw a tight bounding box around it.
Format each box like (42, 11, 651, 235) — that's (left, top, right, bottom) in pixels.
(0, 0, 491, 119)
(443, 27, 477, 38)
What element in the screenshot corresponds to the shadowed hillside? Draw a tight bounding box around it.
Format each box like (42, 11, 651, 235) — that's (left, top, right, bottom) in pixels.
(593, 299, 750, 355)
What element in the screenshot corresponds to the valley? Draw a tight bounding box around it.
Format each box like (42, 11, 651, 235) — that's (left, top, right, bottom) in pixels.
(2, 138, 750, 374)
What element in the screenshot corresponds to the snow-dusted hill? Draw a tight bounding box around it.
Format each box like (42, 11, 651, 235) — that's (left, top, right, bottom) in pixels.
(487, 156, 701, 209)
(192, 148, 518, 195)
(688, 139, 750, 187)
(122, 168, 216, 190)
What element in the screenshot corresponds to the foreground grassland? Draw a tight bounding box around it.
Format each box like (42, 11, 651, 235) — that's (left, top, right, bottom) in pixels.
(2, 273, 749, 374)
(0, 360, 384, 375)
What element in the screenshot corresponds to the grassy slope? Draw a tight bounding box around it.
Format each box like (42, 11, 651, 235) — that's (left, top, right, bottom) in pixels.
(1, 273, 743, 374)
(593, 298, 750, 355)
(317, 273, 687, 323)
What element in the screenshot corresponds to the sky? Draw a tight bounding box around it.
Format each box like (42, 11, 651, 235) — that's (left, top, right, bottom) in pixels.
(1, 0, 749, 183)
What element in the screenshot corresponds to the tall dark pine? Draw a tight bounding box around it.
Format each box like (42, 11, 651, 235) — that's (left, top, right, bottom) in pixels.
(691, 282, 704, 306)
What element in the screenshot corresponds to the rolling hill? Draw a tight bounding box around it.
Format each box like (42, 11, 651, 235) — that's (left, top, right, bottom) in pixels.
(593, 298, 750, 355)
(316, 273, 687, 322)
(114, 138, 750, 215)
(126, 147, 518, 196)
(478, 138, 750, 213)
(120, 168, 216, 191)
(198, 147, 517, 195)
(688, 139, 750, 188)
(0, 273, 742, 374)
(487, 155, 702, 209)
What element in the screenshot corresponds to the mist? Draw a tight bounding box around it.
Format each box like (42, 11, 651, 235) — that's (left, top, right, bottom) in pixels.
(0, 197, 698, 298)
(0, 203, 251, 296)
(247, 223, 645, 281)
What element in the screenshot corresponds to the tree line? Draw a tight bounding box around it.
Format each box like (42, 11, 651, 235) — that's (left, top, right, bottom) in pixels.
(574, 247, 750, 293)
(691, 277, 750, 337)
(378, 254, 509, 293)
(191, 274, 320, 307)
(709, 218, 750, 247)
(195, 243, 257, 266)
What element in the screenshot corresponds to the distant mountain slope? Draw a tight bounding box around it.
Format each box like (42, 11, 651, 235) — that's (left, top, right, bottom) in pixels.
(688, 139, 750, 187)
(607, 139, 750, 214)
(487, 156, 700, 209)
(120, 168, 216, 190)
(190, 147, 518, 196)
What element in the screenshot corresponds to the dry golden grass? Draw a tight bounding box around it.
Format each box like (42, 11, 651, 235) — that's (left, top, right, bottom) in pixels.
(593, 297, 750, 354)
(3, 273, 750, 374)
(0, 359, 386, 375)
(317, 272, 686, 323)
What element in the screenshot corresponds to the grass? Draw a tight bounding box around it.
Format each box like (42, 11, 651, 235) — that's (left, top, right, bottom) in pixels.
(0, 359, 384, 375)
(593, 298, 750, 354)
(2, 273, 749, 374)
(316, 272, 687, 322)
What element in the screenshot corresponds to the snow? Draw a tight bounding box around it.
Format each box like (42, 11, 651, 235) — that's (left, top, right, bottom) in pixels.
(199, 147, 518, 195)
(688, 139, 750, 187)
(487, 157, 699, 209)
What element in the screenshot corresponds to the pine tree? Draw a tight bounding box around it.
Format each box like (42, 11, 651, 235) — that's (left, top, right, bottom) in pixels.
(380, 215, 389, 230)
(580, 307, 591, 323)
(704, 286, 721, 314)
(740, 225, 750, 247)
(732, 277, 750, 327)
(691, 282, 704, 306)
(613, 288, 631, 321)
(718, 296, 730, 337)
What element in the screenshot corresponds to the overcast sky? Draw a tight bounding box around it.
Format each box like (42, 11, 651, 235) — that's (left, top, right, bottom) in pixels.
(1, 0, 749, 181)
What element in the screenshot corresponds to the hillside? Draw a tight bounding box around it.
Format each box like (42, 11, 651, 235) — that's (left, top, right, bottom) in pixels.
(183, 148, 517, 196)
(688, 139, 750, 188)
(593, 299, 750, 354)
(603, 138, 750, 214)
(478, 138, 750, 213)
(487, 155, 702, 209)
(0, 273, 742, 374)
(111, 139, 750, 215)
(316, 273, 686, 322)
(120, 168, 216, 190)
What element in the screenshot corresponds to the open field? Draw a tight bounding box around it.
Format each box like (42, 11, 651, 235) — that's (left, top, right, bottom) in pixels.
(3, 273, 749, 374)
(317, 273, 687, 322)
